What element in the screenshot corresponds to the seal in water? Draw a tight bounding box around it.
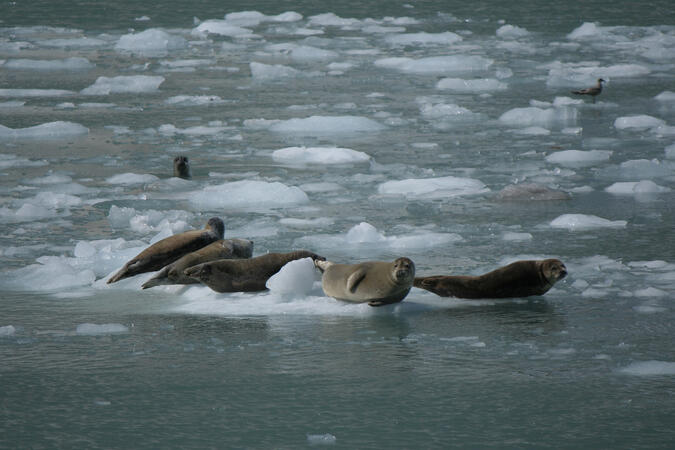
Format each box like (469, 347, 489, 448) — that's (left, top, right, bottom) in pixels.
(141, 238, 253, 289)
(314, 257, 415, 307)
(107, 217, 225, 284)
(184, 250, 324, 293)
(173, 156, 191, 179)
(413, 259, 567, 299)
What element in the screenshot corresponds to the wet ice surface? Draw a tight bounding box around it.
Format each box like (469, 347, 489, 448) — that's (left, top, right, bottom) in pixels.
(1, 6, 674, 448)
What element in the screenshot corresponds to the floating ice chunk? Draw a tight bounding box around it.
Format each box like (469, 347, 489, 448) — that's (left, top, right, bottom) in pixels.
(545, 61, 650, 87)
(345, 222, 386, 243)
(0, 154, 48, 169)
(655, 91, 675, 102)
(0, 89, 75, 98)
(496, 24, 530, 39)
(192, 20, 254, 38)
(384, 32, 462, 46)
(269, 11, 303, 22)
(614, 115, 666, 130)
(550, 214, 627, 230)
(0, 325, 16, 337)
(545, 150, 612, 167)
(502, 232, 533, 241)
(552, 96, 585, 106)
(225, 10, 303, 26)
(600, 159, 674, 179)
(250, 62, 301, 80)
(512, 127, 550, 136)
(0, 121, 88, 141)
(4, 57, 95, 71)
(419, 102, 484, 124)
(105, 173, 160, 185)
(374, 55, 493, 75)
(81, 76, 165, 95)
(265, 257, 316, 296)
(665, 144, 675, 159)
(272, 146, 370, 164)
(635, 287, 668, 297)
(499, 106, 577, 129)
(135, 15, 151, 21)
(107, 206, 192, 234)
(378, 176, 489, 199)
(0, 203, 58, 222)
(264, 43, 339, 63)
(308, 13, 361, 28)
(25, 191, 82, 208)
(605, 180, 671, 195)
(567, 22, 602, 40)
(189, 180, 308, 209)
(306, 434, 337, 445)
(1, 256, 96, 290)
(115, 29, 187, 56)
(436, 78, 507, 93)
(269, 116, 385, 135)
(76, 323, 129, 335)
(619, 361, 675, 376)
(158, 123, 229, 136)
(164, 95, 226, 106)
(280, 217, 335, 228)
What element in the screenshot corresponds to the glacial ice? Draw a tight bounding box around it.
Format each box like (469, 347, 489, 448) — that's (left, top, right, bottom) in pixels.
(265, 257, 317, 296)
(0, 121, 89, 141)
(0, 325, 16, 337)
(0, 89, 75, 98)
(164, 95, 226, 106)
(550, 214, 627, 230)
(115, 29, 187, 56)
(374, 55, 493, 75)
(378, 176, 489, 199)
(655, 91, 675, 102)
(189, 180, 309, 209)
(76, 323, 129, 335)
(614, 115, 666, 130)
(499, 106, 577, 128)
(3, 57, 94, 71)
(250, 62, 302, 80)
(268, 116, 386, 135)
(545, 150, 612, 167)
(605, 181, 671, 195)
(619, 361, 675, 376)
(81, 76, 165, 95)
(384, 32, 462, 46)
(105, 173, 160, 185)
(271, 146, 370, 165)
(496, 24, 530, 39)
(436, 78, 507, 93)
(192, 20, 255, 38)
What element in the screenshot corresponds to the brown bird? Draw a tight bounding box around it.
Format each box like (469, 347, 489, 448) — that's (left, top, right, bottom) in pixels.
(571, 78, 605, 103)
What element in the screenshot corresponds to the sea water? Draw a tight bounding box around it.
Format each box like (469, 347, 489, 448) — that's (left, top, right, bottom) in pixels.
(1, 0, 674, 448)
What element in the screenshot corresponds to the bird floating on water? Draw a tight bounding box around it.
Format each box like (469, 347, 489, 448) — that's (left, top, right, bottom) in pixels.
(571, 78, 605, 103)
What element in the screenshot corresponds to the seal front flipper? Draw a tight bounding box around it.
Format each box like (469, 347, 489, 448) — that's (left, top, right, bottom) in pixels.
(346, 268, 367, 293)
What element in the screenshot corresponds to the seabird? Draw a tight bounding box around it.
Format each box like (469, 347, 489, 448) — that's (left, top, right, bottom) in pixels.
(571, 78, 605, 103)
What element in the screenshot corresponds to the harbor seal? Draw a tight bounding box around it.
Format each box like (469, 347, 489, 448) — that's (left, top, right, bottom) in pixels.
(314, 257, 415, 307)
(413, 259, 567, 299)
(107, 217, 225, 284)
(183, 250, 324, 293)
(173, 156, 191, 179)
(571, 78, 605, 103)
(141, 238, 253, 289)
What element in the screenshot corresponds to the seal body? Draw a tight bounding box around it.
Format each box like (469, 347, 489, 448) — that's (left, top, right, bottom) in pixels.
(107, 217, 225, 284)
(315, 257, 415, 307)
(413, 259, 566, 299)
(184, 250, 324, 293)
(173, 156, 191, 179)
(141, 238, 253, 289)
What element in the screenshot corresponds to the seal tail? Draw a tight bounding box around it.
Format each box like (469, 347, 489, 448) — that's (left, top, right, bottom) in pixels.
(107, 267, 128, 284)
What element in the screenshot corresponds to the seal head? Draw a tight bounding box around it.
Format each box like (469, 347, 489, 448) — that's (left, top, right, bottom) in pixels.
(173, 156, 191, 179)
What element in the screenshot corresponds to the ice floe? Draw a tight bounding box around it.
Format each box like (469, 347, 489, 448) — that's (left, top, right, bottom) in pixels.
(378, 176, 489, 199)
(374, 55, 493, 75)
(267, 115, 385, 135)
(265, 257, 317, 296)
(3, 57, 94, 71)
(76, 323, 129, 335)
(496, 24, 530, 39)
(0, 121, 88, 141)
(81, 76, 165, 95)
(250, 62, 302, 80)
(436, 78, 507, 93)
(105, 173, 160, 185)
(189, 180, 309, 210)
(619, 360, 675, 376)
(604, 181, 671, 195)
(545, 150, 612, 167)
(0, 325, 16, 337)
(115, 29, 187, 56)
(499, 106, 577, 129)
(384, 32, 462, 46)
(271, 146, 370, 165)
(0, 89, 75, 97)
(614, 115, 666, 130)
(550, 214, 627, 230)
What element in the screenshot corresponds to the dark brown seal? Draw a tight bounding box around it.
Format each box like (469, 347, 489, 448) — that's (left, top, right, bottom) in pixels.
(315, 257, 415, 307)
(107, 217, 225, 284)
(173, 156, 191, 179)
(571, 78, 605, 103)
(413, 259, 566, 299)
(183, 250, 324, 293)
(141, 238, 253, 289)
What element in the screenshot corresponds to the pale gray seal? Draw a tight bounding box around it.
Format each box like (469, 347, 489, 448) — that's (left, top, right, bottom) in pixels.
(107, 217, 224, 284)
(413, 259, 567, 299)
(571, 78, 605, 103)
(173, 156, 191, 179)
(314, 257, 415, 307)
(141, 238, 253, 289)
(183, 250, 324, 293)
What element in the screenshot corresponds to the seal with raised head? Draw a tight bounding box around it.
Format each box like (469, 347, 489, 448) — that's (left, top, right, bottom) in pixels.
(314, 257, 415, 307)
(141, 238, 253, 289)
(107, 217, 225, 284)
(183, 250, 324, 293)
(173, 155, 191, 179)
(413, 259, 567, 299)
(571, 78, 605, 103)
